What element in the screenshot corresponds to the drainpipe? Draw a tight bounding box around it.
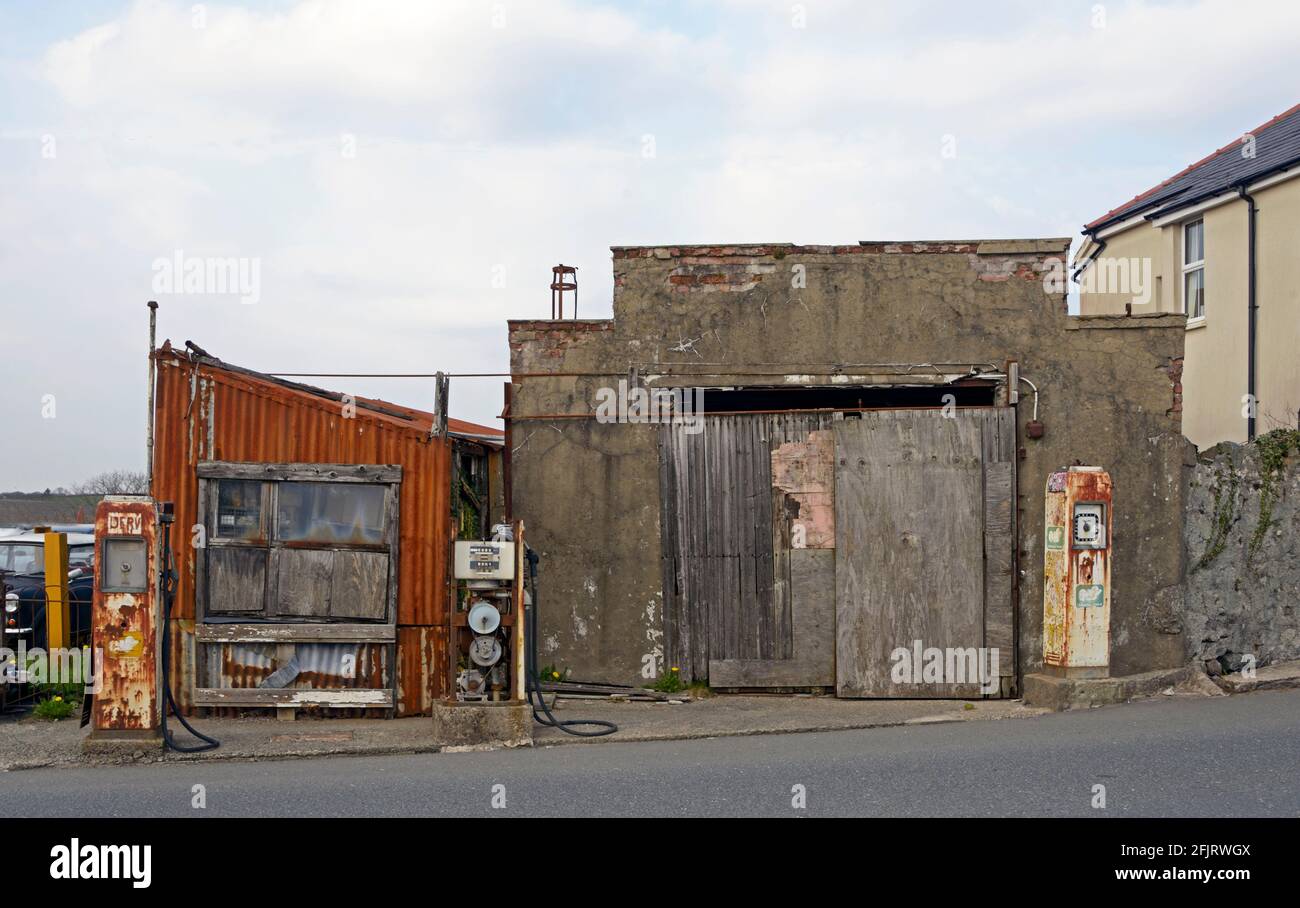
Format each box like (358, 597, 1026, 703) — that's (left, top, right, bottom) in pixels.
(1072, 230, 1107, 284)
(1237, 185, 1258, 441)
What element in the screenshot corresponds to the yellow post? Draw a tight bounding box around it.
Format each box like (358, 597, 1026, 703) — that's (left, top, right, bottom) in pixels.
(43, 532, 70, 650)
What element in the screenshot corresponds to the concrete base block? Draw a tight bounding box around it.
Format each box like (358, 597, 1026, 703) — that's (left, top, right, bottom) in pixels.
(431, 701, 532, 748)
(1023, 665, 1196, 711)
(82, 728, 165, 757)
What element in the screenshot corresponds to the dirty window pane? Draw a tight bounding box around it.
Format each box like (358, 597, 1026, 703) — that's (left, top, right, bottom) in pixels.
(276, 482, 386, 545)
(216, 480, 264, 540)
(0, 544, 40, 573)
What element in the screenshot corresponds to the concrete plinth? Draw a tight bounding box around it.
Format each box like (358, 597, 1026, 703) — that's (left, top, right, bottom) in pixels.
(82, 728, 164, 757)
(431, 701, 532, 748)
(1023, 665, 1196, 711)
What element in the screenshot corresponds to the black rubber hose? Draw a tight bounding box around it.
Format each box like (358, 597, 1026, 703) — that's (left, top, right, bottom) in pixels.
(524, 548, 616, 737)
(159, 518, 219, 753)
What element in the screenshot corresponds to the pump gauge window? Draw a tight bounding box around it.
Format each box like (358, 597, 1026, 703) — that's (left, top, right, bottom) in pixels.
(1072, 503, 1106, 549)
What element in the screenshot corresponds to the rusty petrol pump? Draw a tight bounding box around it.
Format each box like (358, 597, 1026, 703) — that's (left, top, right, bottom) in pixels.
(1042, 467, 1113, 677)
(85, 496, 218, 753)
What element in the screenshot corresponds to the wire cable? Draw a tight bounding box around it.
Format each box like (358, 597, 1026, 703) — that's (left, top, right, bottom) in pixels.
(159, 516, 219, 753)
(523, 549, 616, 737)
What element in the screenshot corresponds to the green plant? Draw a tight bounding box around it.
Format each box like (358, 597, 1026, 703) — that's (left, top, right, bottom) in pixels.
(536, 664, 570, 684)
(33, 695, 75, 721)
(647, 666, 685, 693)
(1195, 464, 1239, 570)
(1247, 428, 1300, 564)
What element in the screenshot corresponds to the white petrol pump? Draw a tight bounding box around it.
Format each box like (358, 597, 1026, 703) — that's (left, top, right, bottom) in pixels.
(452, 528, 525, 703)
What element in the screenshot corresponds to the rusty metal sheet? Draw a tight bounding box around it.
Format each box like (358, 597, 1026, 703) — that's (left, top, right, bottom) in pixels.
(151, 346, 457, 713)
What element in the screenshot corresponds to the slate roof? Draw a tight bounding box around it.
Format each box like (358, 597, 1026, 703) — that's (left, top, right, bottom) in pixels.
(1085, 102, 1300, 233)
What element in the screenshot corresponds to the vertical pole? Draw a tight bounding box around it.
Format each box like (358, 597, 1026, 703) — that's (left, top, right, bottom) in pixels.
(43, 532, 70, 651)
(146, 301, 158, 492)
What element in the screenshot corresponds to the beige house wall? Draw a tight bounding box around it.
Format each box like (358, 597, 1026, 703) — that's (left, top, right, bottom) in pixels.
(1078, 173, 1300, 448)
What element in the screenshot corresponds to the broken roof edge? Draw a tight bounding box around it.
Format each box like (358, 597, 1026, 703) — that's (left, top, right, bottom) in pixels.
(153, 340, 503, 447)
(611, 238, 1071, 258)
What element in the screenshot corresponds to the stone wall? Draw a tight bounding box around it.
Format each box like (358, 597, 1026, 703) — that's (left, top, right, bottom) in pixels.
(1183, 430, 1300, 673)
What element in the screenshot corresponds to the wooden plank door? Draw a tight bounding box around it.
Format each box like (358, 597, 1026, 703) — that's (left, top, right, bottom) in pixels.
(834, 410, 1014, 698)
(659, 413, 836, 686)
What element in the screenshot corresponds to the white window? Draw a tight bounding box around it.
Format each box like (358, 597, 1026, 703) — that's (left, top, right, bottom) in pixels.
(1183, 219, 1205, 320)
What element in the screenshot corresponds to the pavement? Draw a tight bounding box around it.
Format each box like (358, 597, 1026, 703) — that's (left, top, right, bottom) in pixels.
(0, 692, 1046, 770)
(0, 662, 1251, 770)
(2, 688, 1297, 817)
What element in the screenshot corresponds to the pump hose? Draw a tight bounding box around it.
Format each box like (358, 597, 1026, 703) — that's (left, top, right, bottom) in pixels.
(523, 549, 616, 737)
(159, 520, 220, 753)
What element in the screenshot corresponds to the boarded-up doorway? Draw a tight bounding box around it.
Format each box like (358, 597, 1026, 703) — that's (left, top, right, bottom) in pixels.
(659, 407, 1016, 697)
(834, 410, 1015, 697)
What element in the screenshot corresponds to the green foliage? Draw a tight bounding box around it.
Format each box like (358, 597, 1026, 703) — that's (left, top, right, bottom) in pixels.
(647, 666, 685, 693)
(1195, 465, 1239, 570)
(32, 693, 76, 721)
(1248, 428, 1300, 564)
(536, 663, 570, 684)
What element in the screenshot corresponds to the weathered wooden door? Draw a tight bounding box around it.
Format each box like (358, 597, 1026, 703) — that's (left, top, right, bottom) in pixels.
(833, 410, 1015, 698)
(659, 413, 836, 687)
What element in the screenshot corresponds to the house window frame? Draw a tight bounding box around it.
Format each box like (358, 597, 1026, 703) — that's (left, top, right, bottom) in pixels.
(1182, 218, 1205, 324)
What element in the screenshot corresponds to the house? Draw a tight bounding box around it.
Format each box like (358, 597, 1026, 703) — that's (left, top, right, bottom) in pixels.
(507, 240, 1190, 695)
(149, 342, 504, 717)
(1074, 103, 1300, 448)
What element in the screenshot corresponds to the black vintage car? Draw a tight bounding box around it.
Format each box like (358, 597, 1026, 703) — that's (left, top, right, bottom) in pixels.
(1, 538, 94, 712)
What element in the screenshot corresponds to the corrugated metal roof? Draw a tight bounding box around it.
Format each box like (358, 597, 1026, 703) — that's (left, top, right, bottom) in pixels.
(1086, 102, 1300, 232)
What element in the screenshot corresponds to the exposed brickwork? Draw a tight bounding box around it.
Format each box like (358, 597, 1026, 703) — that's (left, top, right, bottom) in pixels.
(1167, 356, 1185, 416)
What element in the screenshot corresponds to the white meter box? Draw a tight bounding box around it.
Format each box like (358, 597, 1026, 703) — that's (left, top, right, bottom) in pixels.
(454, 541, 516, 580)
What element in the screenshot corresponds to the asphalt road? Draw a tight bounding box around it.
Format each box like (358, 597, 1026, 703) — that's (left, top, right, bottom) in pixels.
(3, 690, 1297, 817)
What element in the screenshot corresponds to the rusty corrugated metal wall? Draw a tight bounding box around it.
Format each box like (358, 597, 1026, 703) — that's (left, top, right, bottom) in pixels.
(151, 349, 451, 715)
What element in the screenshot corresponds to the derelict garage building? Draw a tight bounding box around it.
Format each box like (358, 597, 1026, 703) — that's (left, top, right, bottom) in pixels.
(506, 239, 1191, 696)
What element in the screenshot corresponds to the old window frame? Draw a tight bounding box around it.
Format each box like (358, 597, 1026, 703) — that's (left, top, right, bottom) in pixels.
(196, 462, 402, 626)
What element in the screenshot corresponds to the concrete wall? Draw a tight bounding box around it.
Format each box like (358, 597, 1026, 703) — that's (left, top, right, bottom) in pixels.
(510, 241, 1190, 686)
(1078, 173, 1300, 449)
(1183, 431, 1300, 672)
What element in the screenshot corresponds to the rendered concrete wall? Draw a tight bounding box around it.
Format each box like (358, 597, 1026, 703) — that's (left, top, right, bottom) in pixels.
(510, 240, 1190, 686)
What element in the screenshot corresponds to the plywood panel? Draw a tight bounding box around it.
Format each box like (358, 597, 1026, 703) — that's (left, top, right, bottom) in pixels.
(834, 411, 986, 698)
(274, 548, 333, 617)
(329, 550, 390, 620)
(207, 546, 267, 614)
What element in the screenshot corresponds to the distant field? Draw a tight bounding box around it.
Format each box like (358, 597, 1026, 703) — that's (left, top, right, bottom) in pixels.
(0, 495, 101, 526)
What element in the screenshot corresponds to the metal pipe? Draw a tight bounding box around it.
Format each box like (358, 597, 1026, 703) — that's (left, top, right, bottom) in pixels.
(146, 300, 158, 490)
(1237, 185, 1258, 441)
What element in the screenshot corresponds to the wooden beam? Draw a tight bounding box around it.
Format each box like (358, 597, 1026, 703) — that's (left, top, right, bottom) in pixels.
(192, 688, 392, 707)
(196, 623, 396, 644)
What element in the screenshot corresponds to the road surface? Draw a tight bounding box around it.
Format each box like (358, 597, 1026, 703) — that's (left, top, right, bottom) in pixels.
(2, 689, 1296, 817)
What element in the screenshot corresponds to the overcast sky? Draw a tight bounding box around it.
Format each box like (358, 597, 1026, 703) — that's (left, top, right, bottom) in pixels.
(1, 0, 1297, 491)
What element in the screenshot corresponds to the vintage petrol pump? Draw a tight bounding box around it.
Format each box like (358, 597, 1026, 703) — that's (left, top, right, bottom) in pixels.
(87, 496, 217, 753)
(88, 496, 163, 743)
(1042, 467, 1113, 677)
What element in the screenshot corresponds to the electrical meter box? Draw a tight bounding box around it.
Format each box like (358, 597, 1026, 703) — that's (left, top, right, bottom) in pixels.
(454, 540, 516, 580)
(1042, 467, 1113, 677)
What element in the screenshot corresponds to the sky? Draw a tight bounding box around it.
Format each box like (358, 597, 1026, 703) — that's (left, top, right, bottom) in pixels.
(1, 0, 1297, 491)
